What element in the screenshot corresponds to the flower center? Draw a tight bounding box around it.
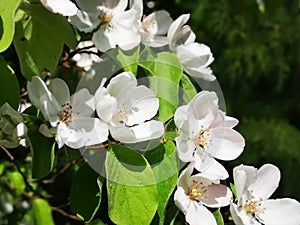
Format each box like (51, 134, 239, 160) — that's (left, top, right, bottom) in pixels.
(192, 127, 211, 148)
(110, 104, 132, 126)
(99, 9, 113, 26)
(243, 197, 265, 215)
(58, 103, 78, 124)
(188, 180, 208, 201)
(142, 15, 156, 32)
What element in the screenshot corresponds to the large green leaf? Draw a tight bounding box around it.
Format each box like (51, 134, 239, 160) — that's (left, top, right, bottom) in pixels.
(0, 0, 21, 52)
(13, 4, 76, 80)
(6, 170, 25, 195)
(0, 56, 20, 109)
(180, 74, 197, 104)
(106, 144, 158, 225)
(29, 132, 55, 179)
(70, 162, 103, 223)
(116, 46, 140, 75)
(32, 198, 55, 225)
(144, 141, 178, 225)
(139, 50, 183, 122)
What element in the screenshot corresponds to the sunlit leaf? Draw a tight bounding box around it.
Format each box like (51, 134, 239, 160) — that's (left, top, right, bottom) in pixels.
(32, 198, 55, 225)
(213, 208, 224, 225)
(106, 144, 158, 225)
(0, 0, 21, 52)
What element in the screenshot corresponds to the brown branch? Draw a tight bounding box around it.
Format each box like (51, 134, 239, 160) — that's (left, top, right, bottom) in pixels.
(51, 206, 83, 222)
(1, 145, 14, 161)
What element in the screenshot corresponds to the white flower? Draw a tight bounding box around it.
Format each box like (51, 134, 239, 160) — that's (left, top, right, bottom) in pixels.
(27, 76, 108, 149)
(69, 0, 141, 52)
(95, 71, 164, 143)
(72, 41, 102, 71)
(40, 0, 78, 16)
(230, 164, 300, 225)
(174, 91, 245, 179)
(174, 162, 232, 225)
(167, 14, 216, 81)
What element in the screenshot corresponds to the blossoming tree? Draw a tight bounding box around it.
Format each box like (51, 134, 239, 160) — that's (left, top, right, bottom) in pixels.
(0, 0, 299, 224)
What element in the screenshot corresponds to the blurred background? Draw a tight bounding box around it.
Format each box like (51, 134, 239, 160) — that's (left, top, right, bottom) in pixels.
(151, 0, 300, 199)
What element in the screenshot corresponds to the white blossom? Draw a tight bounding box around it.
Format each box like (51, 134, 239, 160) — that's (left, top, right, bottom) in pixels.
(27, 76, 108, 149)
(230, 164, 300, 225)
(174, 91, 245, 179)
(167, 14, 215, 81)
(174, 162, 232, 225)
(95, 71, 164, 143)
(69, 0, 142, 52)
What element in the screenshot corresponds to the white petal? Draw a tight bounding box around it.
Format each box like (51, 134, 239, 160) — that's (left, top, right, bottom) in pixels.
(188, 91, 219, 125)
(126, 86, 159, 126)
(167, 14, 190, 46)
(195, 155, 229, 180)
(109, 0, 128, 13)
(230, 202, 260, 225)
(145, 10, 173, 35)
(174, 105, 189, 130)
(201, 184, 232, 208)
(107, 71, 137, 97)
(186, 202, 217, 225)
(16, 123, 27, 138)
(259, 198, 300, 225)
(233, 165, 257, 200)
(58, 118, 108, 149)
(177, 162, 195, 193)
(75, 0, 100, 14)
(175, 137, 195, 162)
(95, 87, 117, 123)
(249, 164, 280, 200)
(48, 78, 70, 105)
(27, 76, 61, 124)
(174, 187, 191, 215)
(69, 10, 99, 33)
(184, 66, 216, 81)
(110, 120, 164, 143)
(206, 127, 245, 160)
(41, 0, 78, 16)
(71, 88, 95, 117)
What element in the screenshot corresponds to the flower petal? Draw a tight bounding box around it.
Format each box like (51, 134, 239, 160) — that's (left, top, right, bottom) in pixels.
(167, 14, 190, 46)
(206, 127, 245, 160)
(48, 78, 70, 105)
(259, 198, 300, 225)
(249, 164, 280, 200)
(58, 117, 108, 149)
(201, 184, 232, 208)
(175, 137, 195, 162)
(95, 87, 117, 123)
(71, 88, 95, 117)
(110, 120, 164, 143)
(186, 202, 217, 225)
(107, 71, 137, 97)
(177, 162, 195, 193)
(69, 10, 99, 33)
(110, 0, 128, 13)
(233, 164, 257, 200)
(174, 186, 191, 215)
(27, 76, 60, 124)
(41, 0, 78, 16)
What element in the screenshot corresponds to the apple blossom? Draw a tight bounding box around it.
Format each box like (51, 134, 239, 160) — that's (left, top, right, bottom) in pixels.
(174, 162, 232, 225)
(72, 41, 102, 71)
(27, 76, 108, 149)
(40, 0, 78, 16)
(94, 71, 164, 143)
(167, 14, 216, 81)
(230, 164, 300, 225)
(174, 91, 245, 179)
(69, 0, 142, 52)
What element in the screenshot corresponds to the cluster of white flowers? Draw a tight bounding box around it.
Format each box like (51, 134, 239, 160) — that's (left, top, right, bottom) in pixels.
(24, 1, 300, 224)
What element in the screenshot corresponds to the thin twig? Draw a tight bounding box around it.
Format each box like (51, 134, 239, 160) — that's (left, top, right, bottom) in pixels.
(0, 145, 14, 161)
(51, 206, 83, 222)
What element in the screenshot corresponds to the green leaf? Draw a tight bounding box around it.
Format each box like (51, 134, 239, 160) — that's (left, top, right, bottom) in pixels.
(0, 56, 20, 110)
(144, 141, 178, 225)
(106, 144, 158, 225)
(180, 74, 197, 104)
(6, 170, 25, 194)
(13, 4, 76, 79)
(0, 0, 21, 52)
(230, 183, 237, 199)
(116, 46, 140, 75)
(70, 162, 103, 223)
(213, 209, 224, 225)
(88, 219, 106, 225)
(32, 198, 55, 225)
(139, 50, 183, 122)
(29, 132, 55, 179)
